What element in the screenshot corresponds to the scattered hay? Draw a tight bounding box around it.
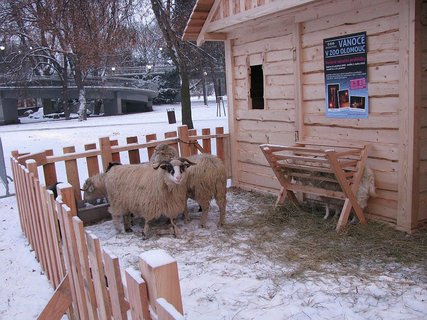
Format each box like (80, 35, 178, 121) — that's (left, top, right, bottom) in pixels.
(222, 189, 427, 282)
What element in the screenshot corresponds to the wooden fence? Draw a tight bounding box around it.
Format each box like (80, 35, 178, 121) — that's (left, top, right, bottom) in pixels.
(10, 125, 230, 320)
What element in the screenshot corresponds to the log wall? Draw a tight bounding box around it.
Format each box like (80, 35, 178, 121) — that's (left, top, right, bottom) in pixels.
(222, 0, 425, 230)
(419, 2, 427, 223)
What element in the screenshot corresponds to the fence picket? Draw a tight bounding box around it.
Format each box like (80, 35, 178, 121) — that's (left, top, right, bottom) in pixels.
(164, 131, 179, 155)
(86, 231, 113, 320)
(202, 128, 212, 154)
(103, 248, 129, 319)
(125, 267, 151, 320)
(146, 133, 157, 161)
(139, 249, 183, 314)
(43, 149, 58, 187)
(84, 143, 100, 177)
(72, 217, 99, 320)
(127, 136, 141, 164)
(63, 147, 82, 202)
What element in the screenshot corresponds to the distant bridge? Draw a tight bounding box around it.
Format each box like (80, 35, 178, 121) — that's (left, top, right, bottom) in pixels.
(0, 85, 158, 124)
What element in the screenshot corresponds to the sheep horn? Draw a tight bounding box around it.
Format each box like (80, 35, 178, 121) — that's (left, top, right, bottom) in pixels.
(178, 157, 196, 166)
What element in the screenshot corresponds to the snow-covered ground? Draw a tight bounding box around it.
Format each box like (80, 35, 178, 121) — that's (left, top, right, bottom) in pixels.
(1, 98, 426, 320)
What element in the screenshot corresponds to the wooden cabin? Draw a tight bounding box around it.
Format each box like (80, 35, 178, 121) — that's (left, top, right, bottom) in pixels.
(183, 0, 427, 233)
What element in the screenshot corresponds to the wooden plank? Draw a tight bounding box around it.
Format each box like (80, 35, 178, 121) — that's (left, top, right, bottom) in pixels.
(225, 38, 240, 186)
(63, 146, 82, 202)
(216, 127, 225, 161)
(35, 183, 55, 286)
(397, 0, 420, 231)
(72, 217, 99, 320)
(37, 273, 73, 320)
(26, 161, 45, 266)
(146, 134, 158, 161)
(86, 232, 113, 320)
(164, 131, 179, 156)
(125, 267, 151, 320)
(178, 126, 191, 157)
(139, 249, 184, 314)
(44, 189, 64, 289)
(201, 128, 212, 154)
(103, 248, 128, 320)
(84, 143, 100, 177)
(43, 149, 58, 186)
(99, 137, 113, 171)
(58, 184, 89, 319)
(156, 298, 184, 320)
(110, 139, 121, 163)
(127, 136, 141, 164)
(189, 129, 198, 155)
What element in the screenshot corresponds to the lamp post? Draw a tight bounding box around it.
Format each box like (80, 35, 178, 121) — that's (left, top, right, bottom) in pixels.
(202, 71, 208, 106)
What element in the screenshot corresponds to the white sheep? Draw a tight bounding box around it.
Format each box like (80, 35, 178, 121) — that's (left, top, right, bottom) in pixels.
(82, 162, 134, 232)
(102, 158, 194, 238)
(149, 143, 178, 164)
(322, 166, 376, 221)
(183, 153, 227, 228)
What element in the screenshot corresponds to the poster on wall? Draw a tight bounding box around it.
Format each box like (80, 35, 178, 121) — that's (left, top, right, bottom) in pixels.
(323, 32, 368, 118)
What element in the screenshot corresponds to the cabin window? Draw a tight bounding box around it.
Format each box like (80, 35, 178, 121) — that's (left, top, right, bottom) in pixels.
(250, 64, 264, 109)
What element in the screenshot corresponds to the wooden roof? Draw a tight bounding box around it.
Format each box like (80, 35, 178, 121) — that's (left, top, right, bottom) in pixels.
(182, 0, 215, 41)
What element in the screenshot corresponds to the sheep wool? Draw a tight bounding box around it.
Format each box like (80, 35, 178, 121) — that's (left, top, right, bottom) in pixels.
(149, 143, 178, 164)
(103, 159, 193, 237)
(185, 153, 227, 227)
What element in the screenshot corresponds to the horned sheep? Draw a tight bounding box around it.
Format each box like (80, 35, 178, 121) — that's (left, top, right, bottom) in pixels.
(100, 158, 194, 238)
(184, 153, 227, 227)
(148, 144, 227, 227)
(84, 158, 193, 236)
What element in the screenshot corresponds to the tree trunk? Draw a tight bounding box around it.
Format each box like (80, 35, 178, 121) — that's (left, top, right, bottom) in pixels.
(73, 64, 87, 121)
(180, 68, 193, 129)
(62, 55, 70, 120)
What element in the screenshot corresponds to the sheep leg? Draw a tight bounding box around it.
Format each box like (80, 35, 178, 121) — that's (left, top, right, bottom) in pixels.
(112, 214, 124, 233)
(323, 203, 331, 219)
(199, 202, 210, 228)
(170, 218, 180, 238)
(142, 220, 151, 240)
(183, 198, 190, 223)
(123, 213, 133, 233)
(217, 196, 227, 227)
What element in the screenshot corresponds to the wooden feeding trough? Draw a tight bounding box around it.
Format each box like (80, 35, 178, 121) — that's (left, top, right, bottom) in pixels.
(260, 141, 371, 231)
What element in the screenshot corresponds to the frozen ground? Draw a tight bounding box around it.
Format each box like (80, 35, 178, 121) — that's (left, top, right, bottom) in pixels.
(1, 97, 426, 319)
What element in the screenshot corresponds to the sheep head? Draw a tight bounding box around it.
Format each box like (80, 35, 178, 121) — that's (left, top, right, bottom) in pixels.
(153, 158, 195, 185)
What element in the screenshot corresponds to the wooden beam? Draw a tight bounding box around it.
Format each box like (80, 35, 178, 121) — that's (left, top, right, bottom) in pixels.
(207, 0, 319, 33)
(197, 0, 223, 46)
(397, 0, 421, 232)
(37, 274, 72, 320)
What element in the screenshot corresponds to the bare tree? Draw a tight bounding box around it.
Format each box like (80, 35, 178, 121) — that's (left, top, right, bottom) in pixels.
(150, 0, 195, 129)
(1, 0, 136, 121)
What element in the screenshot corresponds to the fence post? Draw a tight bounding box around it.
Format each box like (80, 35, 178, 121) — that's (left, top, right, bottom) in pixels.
(216, 127, 225, 161)
(188, 129, 197, 155)
(164, 131, 179, 156)
(139, 249, 183, 315)
(127, 136, 141, 164)
(99, 137, 113, 171)
(202, 128, 212, 154)
(43, 149, 57, 187)
(84, 143, 100, 177)
(156, 298, 184, 320)
(63, 146, 82, 202)
(146, 133, 157, 161)
(177, 125, 190, 157)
